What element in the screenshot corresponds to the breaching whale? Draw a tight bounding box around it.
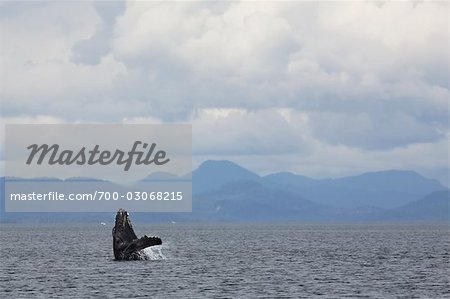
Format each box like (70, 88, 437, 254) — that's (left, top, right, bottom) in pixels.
(112, 208, 162, 260)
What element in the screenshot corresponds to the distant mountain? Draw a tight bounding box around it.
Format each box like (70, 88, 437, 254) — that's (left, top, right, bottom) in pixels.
(0, 161, 447, 223)
(193, 180, 328, 222)
(264, 172, 319, 189)
(192, 160, 262, 194)
(64, 177, 106, 182)
(333, 170, 442, 195)
(263, 170, 444, 209)
(385, 190, 449, 221)
(140, 172, 181, 181)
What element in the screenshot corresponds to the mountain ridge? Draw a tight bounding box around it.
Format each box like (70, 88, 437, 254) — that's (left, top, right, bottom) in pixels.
(0, 160, 447, 223)
(193, 160, 445, 209)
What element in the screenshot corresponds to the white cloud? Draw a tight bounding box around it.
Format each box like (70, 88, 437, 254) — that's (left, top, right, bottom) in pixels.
(191, 108, 310, 155)
(0, 1, 448, 183)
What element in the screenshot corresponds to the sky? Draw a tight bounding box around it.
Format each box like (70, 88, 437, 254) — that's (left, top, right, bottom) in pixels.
(0, 1, 448, 185)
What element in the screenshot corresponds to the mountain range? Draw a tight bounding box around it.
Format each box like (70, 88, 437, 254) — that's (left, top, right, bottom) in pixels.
(1, 160, 448, 223)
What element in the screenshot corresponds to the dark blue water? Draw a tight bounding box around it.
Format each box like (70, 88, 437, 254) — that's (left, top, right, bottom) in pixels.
(1, 223, 449, 298)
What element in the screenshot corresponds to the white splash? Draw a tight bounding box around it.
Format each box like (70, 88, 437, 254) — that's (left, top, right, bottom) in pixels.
(143, 246, 166, 260)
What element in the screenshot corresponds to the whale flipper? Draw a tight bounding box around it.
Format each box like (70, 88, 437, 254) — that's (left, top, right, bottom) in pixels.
(112, 209, 162, 260)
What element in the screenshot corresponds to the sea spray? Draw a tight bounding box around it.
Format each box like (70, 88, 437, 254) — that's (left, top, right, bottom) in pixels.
(143, 245, 167, 260)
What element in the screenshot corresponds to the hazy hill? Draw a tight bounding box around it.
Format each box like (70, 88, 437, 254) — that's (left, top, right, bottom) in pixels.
(195, 161, 445, 209)
(193, 180, 328, 222)
(384, 190, 449, 221)
(0, 161, 447, 223)
(192, 160, 262, 194)
(264, 172, 319, 189)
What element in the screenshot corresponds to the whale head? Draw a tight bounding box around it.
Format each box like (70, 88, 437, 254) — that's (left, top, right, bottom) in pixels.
(113, 208, 137, 242)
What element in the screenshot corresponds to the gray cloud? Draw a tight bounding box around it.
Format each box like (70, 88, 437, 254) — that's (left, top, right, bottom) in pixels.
(71, 1, 126, 65)
(0, 1, 448, 184)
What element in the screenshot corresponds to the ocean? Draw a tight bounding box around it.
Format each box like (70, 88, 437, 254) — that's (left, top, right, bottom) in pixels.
(1, 223, 449, 298)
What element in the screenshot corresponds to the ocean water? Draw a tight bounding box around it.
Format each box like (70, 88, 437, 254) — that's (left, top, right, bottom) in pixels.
(0, 223, 449, 298)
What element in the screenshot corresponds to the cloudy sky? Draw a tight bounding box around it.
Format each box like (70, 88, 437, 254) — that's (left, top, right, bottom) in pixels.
(0, 1, 448, 185)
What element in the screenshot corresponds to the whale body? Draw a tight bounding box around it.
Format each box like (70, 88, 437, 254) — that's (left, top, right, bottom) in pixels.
(112, 209, 162, 260)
